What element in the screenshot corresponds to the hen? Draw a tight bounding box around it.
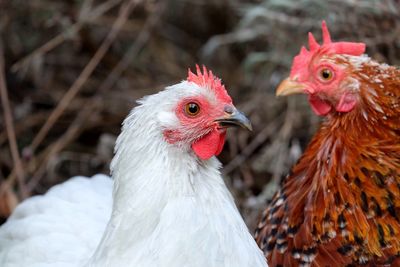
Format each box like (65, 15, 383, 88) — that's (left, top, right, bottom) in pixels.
(255, 22, 400, 266)
(0, 66, 268, 267)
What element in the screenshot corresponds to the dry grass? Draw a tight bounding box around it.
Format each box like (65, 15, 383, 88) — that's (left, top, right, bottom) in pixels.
(0, 0, 399, 228)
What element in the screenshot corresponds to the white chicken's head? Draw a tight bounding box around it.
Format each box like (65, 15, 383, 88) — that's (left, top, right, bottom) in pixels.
(141, 65, 251, 160)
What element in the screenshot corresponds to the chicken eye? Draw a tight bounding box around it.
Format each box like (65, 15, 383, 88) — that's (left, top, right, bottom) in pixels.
(319, 68, 333, 81)
(185, 102, 200, 116)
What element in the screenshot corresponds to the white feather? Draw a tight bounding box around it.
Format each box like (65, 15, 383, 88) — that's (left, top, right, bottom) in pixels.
(0, 175, 112, 267)
(0, 81, 268, 267)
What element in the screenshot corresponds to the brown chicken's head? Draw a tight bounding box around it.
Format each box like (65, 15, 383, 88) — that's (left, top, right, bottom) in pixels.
(277, 21, 366, 116)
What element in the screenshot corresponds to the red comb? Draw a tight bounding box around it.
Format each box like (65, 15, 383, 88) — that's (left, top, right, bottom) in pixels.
(291, 21, 366, 78)
(187, 65, 232, 103)
(300, 21, 365, 59)
(303, 21, 365, 55)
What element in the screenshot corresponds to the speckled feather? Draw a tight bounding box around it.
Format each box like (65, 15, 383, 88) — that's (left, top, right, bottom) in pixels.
(255, 55, 400, 266)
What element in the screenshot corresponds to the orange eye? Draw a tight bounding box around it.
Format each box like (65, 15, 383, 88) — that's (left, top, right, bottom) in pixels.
(319, 68, 333, 81)
(185, 102, 200, 116)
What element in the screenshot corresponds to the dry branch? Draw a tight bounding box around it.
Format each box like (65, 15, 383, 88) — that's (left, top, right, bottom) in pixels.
(28, 0, 141, 154)
(0, 41, 27, 199)
(27, 100, 102, 191)
(11, 0, 124, 72)
(5, 0, 142, 191)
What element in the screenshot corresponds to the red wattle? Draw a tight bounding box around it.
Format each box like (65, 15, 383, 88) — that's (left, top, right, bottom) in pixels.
(215, 131, 226, 156)
(192, 130, 226, 160)
(308, 95, 332, 116)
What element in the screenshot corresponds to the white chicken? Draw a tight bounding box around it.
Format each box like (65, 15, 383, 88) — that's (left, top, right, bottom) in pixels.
(0, 66, 268, 267)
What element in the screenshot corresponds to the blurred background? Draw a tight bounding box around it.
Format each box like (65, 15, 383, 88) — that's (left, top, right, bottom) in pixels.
(0, 0, 399, 229)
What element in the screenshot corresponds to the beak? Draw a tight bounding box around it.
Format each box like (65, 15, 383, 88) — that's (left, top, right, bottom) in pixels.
(215, 107, 253, 131)
(276, 78, 306, 96)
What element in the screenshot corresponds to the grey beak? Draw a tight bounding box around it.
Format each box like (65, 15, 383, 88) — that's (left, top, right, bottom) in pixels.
(214, 108, 253, 131)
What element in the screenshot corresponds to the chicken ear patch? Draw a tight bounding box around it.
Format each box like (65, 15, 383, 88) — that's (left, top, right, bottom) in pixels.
(192, 130, 226, 160)
(335, 92, 357, 113)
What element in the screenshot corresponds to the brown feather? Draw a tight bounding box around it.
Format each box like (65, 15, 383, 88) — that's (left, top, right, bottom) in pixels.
(255, 56, 400, 266)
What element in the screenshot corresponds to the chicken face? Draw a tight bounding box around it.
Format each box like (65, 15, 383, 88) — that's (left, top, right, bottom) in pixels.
(276, 21, 366, 116)
(161, 65, 251, 160)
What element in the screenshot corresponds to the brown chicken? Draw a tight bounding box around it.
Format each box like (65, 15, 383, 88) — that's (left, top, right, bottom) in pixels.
(255, 22, 400, 267)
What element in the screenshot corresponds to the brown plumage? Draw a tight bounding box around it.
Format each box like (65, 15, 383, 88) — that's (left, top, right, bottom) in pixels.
(255, 22, 400, 267)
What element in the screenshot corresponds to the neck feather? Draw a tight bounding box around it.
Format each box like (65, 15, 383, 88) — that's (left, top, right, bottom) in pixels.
(277, 60, 400, 261)
(256, 56, 400, 265)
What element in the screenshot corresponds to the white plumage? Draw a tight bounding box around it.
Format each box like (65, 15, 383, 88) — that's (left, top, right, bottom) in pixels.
(0, 71, 268, 267)
(0, 175, 112, 267)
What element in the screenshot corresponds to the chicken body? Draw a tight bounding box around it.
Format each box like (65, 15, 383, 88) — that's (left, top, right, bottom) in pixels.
(0, 175, 112, 267)
(0, 66, 267, 267)
(255, 23, 400, 266)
